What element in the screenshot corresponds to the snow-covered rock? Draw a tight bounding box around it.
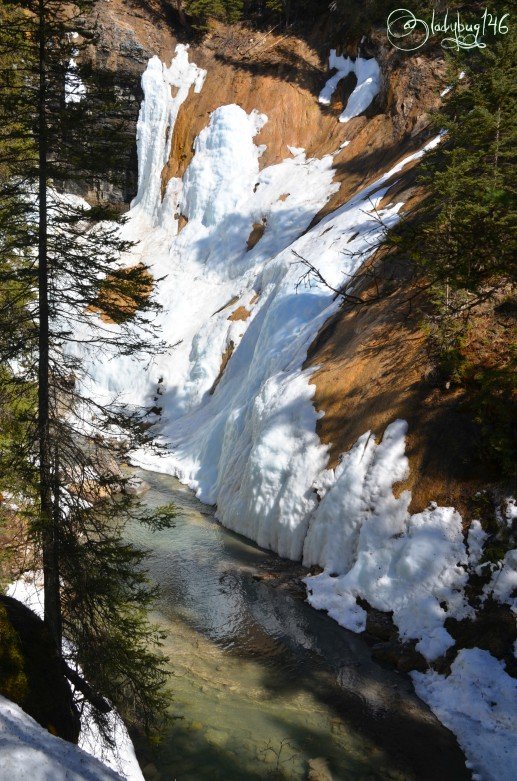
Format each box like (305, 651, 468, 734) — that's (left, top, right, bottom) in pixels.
(319, 49, 381, 123)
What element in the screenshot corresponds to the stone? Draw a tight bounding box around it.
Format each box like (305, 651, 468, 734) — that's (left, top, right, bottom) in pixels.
(142, 762, 160, 779)
(204, 727, 229, 747)
(125, 476, 151, 496)
(307, 757, 333, 781)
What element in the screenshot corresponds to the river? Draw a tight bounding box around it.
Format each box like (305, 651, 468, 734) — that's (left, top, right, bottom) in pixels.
(124, 468, 469, 781)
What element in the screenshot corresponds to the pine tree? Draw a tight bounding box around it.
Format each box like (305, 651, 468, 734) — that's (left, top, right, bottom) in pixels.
(415, 39, 515, 296)
(393, 34, 516, 322)
(388, 32, 516, 476)
(0, 0, 174, 741)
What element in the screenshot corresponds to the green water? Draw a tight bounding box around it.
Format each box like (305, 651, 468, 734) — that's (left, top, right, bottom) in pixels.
(125, 469, 469, 781)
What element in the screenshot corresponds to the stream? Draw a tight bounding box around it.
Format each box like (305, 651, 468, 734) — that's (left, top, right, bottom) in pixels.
(125, 469, 469, 781)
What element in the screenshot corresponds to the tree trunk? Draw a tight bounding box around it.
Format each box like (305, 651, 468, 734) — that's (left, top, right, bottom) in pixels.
(38, 0, 61, 652)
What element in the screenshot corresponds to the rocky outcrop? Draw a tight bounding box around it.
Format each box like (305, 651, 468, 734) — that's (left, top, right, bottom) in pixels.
(77, 1, 445, 216)
(0, 595, 80, 743)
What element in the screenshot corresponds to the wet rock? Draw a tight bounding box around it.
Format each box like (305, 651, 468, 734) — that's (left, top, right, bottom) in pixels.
(371, 639, 428, 673)
(205, 727, 228, 747)
(307, 757, 333, 781)
(397, 650, 428, 674)
(252, 572, 277, 582)
(125, 476, 151, 496)
(330, 717, 344, 735)
(142, 761, 160, 779)
(365, 607, 395, 641)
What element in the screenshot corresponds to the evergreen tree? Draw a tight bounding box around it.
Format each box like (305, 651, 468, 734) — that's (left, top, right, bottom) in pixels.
(389, 33, 516, 476)
(393, 35, 516, 334)
(0, 0, 174, 741)
(412, 40, 515, 292)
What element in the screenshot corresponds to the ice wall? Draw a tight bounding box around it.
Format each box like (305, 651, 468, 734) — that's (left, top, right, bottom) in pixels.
(79, 49, 445, 568)
(75, 47, 485, 621)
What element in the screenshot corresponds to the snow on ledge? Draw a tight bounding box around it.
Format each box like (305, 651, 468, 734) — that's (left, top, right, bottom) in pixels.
(319, 49, 381, 123)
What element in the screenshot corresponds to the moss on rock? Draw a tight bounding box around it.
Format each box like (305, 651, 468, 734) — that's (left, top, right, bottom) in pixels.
(0, 595, 80, 743)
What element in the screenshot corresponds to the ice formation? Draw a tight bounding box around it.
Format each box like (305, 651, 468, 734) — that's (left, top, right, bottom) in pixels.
(65, 35, 86, 104)
(77, 48, 466, 631)
(303, 421, 473, 661)
(131, 47, 206, 226)
(64, 59, 86, 104)
(319, 49, 381, 123)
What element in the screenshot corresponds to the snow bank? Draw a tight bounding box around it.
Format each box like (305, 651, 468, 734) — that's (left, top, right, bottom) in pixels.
(467, 519, 488, 566)
(412, 650, 517, 781)
(319, 49, 381, 123)
(303, 421, 472, 661)
(0, 694, 123, 781)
